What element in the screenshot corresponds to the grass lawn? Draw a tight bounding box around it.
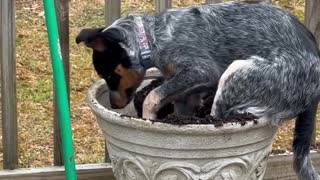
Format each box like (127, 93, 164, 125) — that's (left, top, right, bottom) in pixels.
(0, 0, 315, 168)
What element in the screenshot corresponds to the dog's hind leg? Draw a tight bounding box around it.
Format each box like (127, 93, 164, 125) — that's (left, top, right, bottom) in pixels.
(293, 102, 320, 180)
(210, 59, 257, 118)
(210, 56, 320, 179)
(211, 56, 300, 123)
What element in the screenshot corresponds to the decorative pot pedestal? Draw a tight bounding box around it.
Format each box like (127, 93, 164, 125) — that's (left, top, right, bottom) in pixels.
(88, 76, 278, 180)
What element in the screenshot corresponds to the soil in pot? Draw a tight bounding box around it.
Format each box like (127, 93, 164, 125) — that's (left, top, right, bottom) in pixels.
(133, 79, 257, 126)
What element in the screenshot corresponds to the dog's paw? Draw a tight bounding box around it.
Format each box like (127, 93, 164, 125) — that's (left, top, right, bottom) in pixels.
(142, 89, 163, 120)
(142, 110, 157, 120)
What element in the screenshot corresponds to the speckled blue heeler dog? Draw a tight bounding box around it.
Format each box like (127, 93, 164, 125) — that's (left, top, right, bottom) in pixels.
(76, 1, 320, 179)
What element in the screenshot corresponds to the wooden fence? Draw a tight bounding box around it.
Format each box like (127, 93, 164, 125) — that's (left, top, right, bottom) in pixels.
(0, 0, 319, 179)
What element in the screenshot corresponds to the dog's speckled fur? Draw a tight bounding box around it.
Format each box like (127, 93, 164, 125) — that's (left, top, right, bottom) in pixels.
(76, 1, 320, 179)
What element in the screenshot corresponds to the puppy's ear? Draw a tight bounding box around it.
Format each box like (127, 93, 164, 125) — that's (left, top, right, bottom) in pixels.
(76, 27, 107, 52)
(76, 27, 124, 52)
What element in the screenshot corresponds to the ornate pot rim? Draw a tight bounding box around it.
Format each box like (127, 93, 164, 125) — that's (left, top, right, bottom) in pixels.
(87, 79, 270, 135)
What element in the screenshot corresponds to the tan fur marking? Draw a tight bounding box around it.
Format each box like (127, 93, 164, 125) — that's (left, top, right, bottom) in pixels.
(114, 64, 144, 105)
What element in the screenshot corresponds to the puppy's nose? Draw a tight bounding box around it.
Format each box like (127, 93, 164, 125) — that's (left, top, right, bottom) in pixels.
(109, 90, 128, 109)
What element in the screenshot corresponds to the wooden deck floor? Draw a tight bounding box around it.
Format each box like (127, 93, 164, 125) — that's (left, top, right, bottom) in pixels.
(1, 153, 320, 180)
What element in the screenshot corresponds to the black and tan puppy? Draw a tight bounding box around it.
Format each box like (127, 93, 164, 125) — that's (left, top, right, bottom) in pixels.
(77, 1, 320, 179)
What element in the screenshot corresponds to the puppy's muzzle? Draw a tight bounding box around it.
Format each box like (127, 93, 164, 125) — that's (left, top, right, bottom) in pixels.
(109, 91, 132, 109)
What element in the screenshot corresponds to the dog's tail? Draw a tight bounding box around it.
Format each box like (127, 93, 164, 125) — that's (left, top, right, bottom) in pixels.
(293, 102, 320, 180)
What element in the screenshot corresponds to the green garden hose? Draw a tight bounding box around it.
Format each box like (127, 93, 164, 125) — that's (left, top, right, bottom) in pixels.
(42, 0, 77, 179)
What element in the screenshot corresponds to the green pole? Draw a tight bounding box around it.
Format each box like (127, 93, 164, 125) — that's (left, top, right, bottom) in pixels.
(42, 0, 77, 179)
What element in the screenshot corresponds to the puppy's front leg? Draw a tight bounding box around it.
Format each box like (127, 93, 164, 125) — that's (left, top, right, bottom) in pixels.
(143, 69, 213, 120)
(142, 87, 164, 120)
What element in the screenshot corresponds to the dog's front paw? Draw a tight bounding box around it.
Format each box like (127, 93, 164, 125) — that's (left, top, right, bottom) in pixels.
(142, 89, 163, 120)
(142, 109, 157, 120)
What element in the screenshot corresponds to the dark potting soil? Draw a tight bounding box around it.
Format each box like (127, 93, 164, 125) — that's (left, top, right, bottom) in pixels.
(133, 79, 257, 126)
(153, 113, 258, 127)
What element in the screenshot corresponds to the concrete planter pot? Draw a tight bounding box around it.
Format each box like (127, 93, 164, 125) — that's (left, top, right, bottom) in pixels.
(87, 74, 278, 180)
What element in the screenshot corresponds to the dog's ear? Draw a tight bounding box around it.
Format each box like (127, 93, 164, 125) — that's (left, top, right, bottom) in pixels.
(76, 28, 106, 52)
(76, 27, 124, 52)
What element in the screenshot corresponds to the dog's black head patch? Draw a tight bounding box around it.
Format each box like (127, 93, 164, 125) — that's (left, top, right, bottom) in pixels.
(76, 27, 144, 109)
